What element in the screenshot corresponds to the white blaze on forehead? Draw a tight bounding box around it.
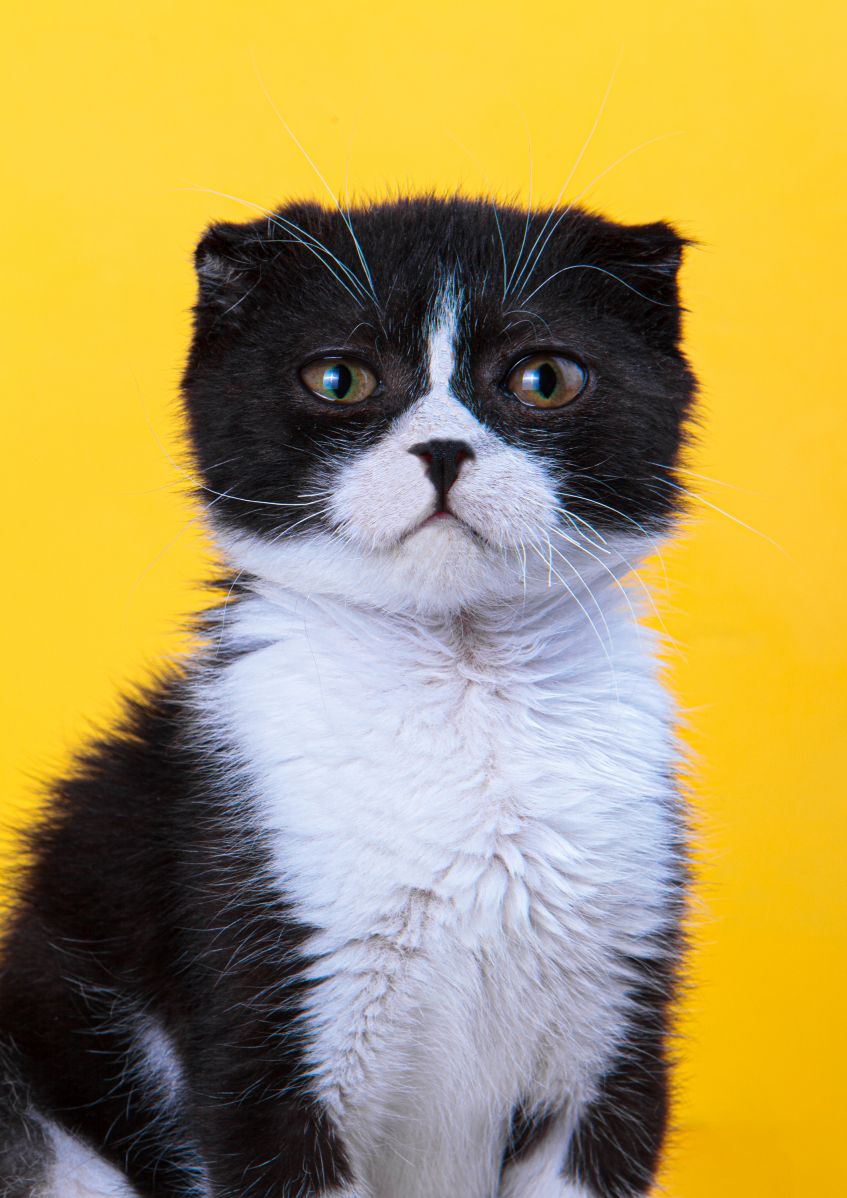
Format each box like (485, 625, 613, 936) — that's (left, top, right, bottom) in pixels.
(426, 285, 461, 399)
(406, 284, 482, 443)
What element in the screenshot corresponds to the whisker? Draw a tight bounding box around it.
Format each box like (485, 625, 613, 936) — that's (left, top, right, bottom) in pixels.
(502, 109, 535, 297)
(216, 567, 246, 656)
(125, 492, 230, 606)
(542, 532, 617, 652)
(501, 307, 555, 339)
(265, 509, 327, 547)
(507, 53, 621, 298)
(261, 238, 365, 307)
(251, 59, 380, 306)
(558, 507, 609, 549)
(556, 497, 671, 590)
(261, 207, 370, 297)
(197, 486, 325, 510)
(549, 525, 668, 638)
(442, 129, 513, 298)
(551, 520, 611, 559)
(136, 420, 326, 512)
(526, 537, 619, 702)
(646, 476, 788, 555)
(520, 263, 673, 309)
(646, 460, 749, 492)
(557, 131, 682, 225)
(513, 130, 681, 301)
(492, 201, 510, 298)
(183, 186, 368, 306)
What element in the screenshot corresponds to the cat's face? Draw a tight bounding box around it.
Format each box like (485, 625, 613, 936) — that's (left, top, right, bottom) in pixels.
(183, 197, 694, 615)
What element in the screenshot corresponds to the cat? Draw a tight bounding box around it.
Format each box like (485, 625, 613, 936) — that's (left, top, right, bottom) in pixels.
(0, 195, 695, 1198)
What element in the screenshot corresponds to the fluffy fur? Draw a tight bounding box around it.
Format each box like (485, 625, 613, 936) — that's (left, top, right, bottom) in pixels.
(0, 196, 694, 1197)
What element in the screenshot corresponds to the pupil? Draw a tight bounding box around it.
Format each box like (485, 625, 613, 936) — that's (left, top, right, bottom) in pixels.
(536, 362, 557, 399)
(326, 363, 352, 398)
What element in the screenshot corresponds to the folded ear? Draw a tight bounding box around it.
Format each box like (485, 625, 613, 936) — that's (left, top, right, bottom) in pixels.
(585, 218, 692, 349)
(604, 220, 690, 301)
(193, 219, 268, 314)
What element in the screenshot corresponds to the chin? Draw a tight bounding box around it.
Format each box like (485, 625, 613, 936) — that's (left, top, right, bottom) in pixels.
(383, 519, 515, 613)
(215, 520, 530, 618)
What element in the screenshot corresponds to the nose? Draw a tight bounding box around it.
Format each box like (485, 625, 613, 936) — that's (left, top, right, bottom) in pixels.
(408, 439, 475, 511)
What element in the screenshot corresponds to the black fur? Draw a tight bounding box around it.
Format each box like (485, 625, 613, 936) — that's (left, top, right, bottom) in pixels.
(1, 196, 694, 1195)
(500, 1104, 556, 1169)
(565, 859, 687, 1198)
(0, 677, 352, 1196)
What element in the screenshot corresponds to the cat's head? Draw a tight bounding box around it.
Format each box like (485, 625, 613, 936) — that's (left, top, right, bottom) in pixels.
(182, 196, 694, 615)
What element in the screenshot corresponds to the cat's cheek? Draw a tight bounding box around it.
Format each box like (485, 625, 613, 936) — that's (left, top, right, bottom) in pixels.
(328, 448, 432, 549)
(448, 447, 558, 549)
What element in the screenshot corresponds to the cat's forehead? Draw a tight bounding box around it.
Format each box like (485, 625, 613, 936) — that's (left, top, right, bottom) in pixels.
(299, 199, 550, 311)
(258, 203, 559, 357)
(192, 195, 686, 373)
(242, 197, 680, 344)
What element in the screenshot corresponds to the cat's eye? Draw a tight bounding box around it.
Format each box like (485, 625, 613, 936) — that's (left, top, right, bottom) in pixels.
(300, 357, 378, 404)
(504, 354, 588, 409)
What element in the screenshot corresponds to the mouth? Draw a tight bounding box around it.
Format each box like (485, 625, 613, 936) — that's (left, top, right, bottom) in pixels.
(385, 506, 487, 550)
(407, 509, 492, 550)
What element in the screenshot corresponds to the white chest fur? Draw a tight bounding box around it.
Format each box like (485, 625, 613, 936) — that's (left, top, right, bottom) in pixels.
(204, 586, 679, 1198)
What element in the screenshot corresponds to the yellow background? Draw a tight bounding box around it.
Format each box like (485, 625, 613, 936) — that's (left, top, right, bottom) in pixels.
(2, 1, 845, 1193)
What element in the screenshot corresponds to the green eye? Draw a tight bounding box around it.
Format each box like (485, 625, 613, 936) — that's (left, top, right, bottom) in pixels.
(300, 357, 378, 404)
(505, 354, 587, 408)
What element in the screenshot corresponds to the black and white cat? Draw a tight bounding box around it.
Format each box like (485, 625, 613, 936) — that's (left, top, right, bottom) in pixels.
(0, 196, 695, 1198)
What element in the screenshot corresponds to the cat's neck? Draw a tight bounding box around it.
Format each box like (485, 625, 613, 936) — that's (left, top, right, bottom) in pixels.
(212, 566, 652, 682)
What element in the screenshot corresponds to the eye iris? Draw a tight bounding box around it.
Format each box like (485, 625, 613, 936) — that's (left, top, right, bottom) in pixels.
(507, 354, 586, 407)
(301, 356, 376, 403)
(526, 361, 558, 400)
(324, 363, 353, 400)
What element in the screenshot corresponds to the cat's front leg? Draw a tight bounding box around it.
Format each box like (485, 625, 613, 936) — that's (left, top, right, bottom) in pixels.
(500, 1148, 597, 1198)
(499, 1100, 661, 1198)
(197, 1091, 361, 1198)
(500, 1040, 669, 1198)
(499, 1097, 666, 1198)
(499, 1115, 575, 1198)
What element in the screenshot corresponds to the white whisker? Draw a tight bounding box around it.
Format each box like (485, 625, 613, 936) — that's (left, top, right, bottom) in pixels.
(526, 537, 620, 702)
(558, 497, 671, 590)
(549, 525, 668, 639)
(502, 110, 535, 297)
(521, 263, 673, 309)
(183, 185, 369, 306)
(541, 532, 616, 652)
(216, 567, 246, 656)
(251, 59, 379, 306)
(647, 476, 787, 555)
(558, 506, 610, 549)
(514, 130, 681, 301)
(508, 52, 621, 298)
(646, 460, 749, 492)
